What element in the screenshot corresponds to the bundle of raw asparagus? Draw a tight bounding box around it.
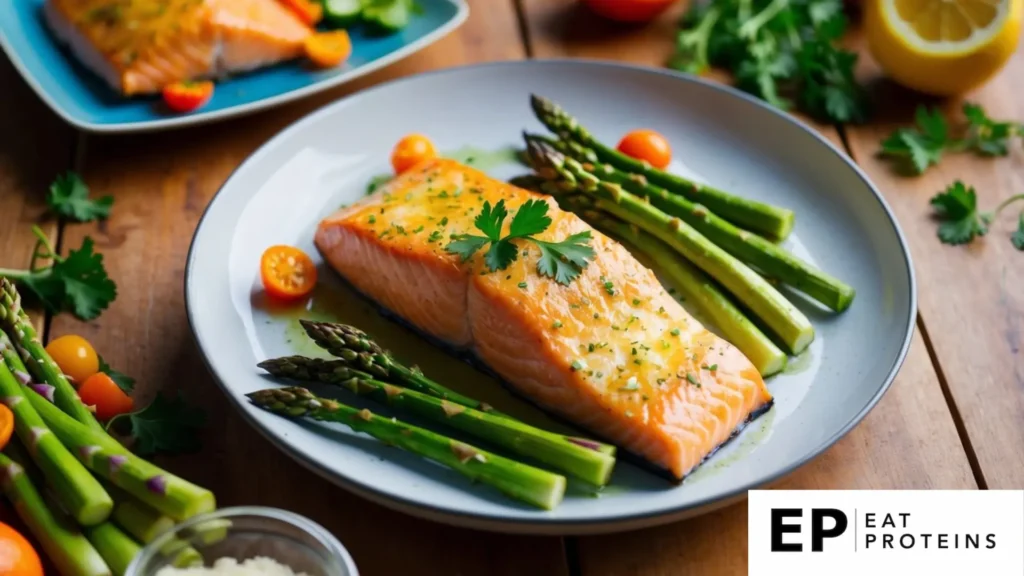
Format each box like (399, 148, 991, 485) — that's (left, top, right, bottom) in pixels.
(251, 320, 619, 510)
(0, 279, 215, 576)
(520, 95, 856, 376)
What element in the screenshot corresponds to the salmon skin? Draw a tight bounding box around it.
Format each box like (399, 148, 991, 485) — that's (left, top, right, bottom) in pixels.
(315, 159, 774, 481)
(45, 0, 312, 96)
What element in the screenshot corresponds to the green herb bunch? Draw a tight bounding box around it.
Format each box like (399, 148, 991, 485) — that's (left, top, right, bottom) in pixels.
(670, 0, 868, 124)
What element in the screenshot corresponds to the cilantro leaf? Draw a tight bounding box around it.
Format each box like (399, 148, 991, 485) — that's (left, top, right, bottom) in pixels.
(484, 239, 519, 272)
(735, 37, 795, 110)
(1013, 212, 1024, 251)
(19, 237, 117, 321)
(963, 102, 1017, 157)
(879, 106, 950, 174)
(443, 199, 594, 282)
(796, 39, 867, 124)
(98, 356, 135, 393)
(930, 181, 988, 245)
(474, 200, 508, 241)
(108, 392, 206, 455)
(46, 172, 113, 222)
(444, 235, 490, 262)
(508, 199, 552, 238)
(531, 231, 597, 285)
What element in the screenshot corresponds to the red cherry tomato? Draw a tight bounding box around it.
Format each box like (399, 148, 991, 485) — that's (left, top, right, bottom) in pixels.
(77, 373, 134, 421)
(581, 0, 677, 23)
(617, 129, 673, 169)
(162, 81, 214, 113)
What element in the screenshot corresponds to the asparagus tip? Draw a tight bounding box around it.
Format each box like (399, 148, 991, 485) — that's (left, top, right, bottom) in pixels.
(30, 383, 55, 403)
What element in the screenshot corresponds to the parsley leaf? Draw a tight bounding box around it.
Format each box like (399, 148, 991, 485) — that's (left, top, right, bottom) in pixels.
(108, 392, 206, 455)
(444, 199, 595, 283)
(474, 199, 508, 241)
(508, 199, 552, 238)
(797, 38, 868, 124)
(671, 0, 868, 124)
(879, 106, 950, 174)
(16, 234, 117, 321)
(534, 231, 597, 285)
(484, 239, 519, 273)
(930, 181, 987, 245)
(445, 235, 490, 262)
(98, 356, 135, 394)
(46, 172, 113, 222)
(1013, 212, 1024, 251)
(963, 103, 1018, 157)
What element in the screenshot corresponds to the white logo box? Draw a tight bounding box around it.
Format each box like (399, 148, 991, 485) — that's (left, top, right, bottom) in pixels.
(748, 490, 1024, 575)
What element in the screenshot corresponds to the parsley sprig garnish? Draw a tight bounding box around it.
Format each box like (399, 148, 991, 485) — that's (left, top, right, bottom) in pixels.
(0, 225, 117, 320)
(46, 172, 113, 222)
(98, 356, 135, 394)
(445, 199, 596, 284)
(670, 0, 868, 124)
(880, 103, 1024, 174)
(108, 392, 207, 455)
(930, 181, 1024, 250)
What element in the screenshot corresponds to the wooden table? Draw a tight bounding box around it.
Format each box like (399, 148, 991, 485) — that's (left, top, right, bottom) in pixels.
(4, 1, 1020, 573)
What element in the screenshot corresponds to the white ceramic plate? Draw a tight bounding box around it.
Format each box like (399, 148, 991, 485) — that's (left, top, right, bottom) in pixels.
(185, 60, 915, 535)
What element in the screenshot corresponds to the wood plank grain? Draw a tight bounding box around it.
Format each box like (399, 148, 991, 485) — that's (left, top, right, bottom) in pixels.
(0, 53, 77, 576)
(0, 54, 75, 331)
(45, 3, 568, 575)
(518, 2, 976, 573)
(842, 42, 1024, 489)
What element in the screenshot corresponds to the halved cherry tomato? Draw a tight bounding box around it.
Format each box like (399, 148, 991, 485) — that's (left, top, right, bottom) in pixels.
(581, 0, 677, 23)
(617, 129, 672, 169)
(45, 335, 99, 385)
(0, 522, 43, 576)
(0, 405, 13, 451)
(77, 373, 134, 421)
(280, 0, 323, 25)
(305, 30, 353, 68)
(162, 81, 215, 113)
(391, 134, 438, 174)
(260, 245, 318, 301)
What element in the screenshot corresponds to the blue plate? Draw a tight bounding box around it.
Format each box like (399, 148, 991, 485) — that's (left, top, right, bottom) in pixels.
(0, 0, 468, 133)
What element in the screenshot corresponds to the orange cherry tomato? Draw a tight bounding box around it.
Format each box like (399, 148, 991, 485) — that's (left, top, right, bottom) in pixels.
(581, 0, 677, 22)
(0, 522, 43, 576)
(616, 129, 672, 169)
(0, 405, 13, 451)
(77, 373, 134, 421)
(305, 30, 353, 68)
(45, 335, 99, 385)
(162, 81, 215, 113)
(391, 134, 438, 174)
(260, 245, 318, 301)
(280, 0, 323, 25)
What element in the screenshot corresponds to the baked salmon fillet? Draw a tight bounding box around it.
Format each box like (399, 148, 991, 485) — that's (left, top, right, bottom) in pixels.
(315, 159, 774, 480)
(45, 0, 312, 95)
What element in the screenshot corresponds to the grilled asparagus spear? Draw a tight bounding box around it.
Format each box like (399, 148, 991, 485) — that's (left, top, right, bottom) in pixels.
(527, 134, 855, 312)
(529, 94, 795, 240)
(247, 387, 567, 510)
(259, 356, 616, 485)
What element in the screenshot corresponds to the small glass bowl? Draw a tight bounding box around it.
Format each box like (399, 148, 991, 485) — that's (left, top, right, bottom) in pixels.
(125, 506, 358, 576)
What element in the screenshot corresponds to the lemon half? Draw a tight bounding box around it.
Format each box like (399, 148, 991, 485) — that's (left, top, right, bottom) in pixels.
(865, 0, 1022, 96)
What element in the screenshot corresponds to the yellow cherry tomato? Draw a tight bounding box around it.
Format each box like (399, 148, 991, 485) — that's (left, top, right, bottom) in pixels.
(391, 134, 438, 174)
(45, 335, 99, 385)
